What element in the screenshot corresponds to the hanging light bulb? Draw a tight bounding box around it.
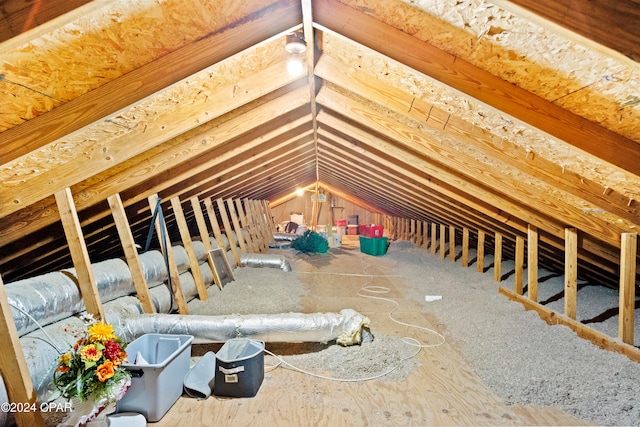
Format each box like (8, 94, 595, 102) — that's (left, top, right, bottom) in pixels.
(287, 55, 304, 77)
(286, 32, 306, 77)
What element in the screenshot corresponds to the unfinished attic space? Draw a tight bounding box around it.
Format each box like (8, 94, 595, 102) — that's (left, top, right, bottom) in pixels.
(1, 0, 640, 425)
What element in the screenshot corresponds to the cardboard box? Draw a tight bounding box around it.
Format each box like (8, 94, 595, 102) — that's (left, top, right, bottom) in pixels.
(118, 334, 194, 422)
(214, 339, 264, 398)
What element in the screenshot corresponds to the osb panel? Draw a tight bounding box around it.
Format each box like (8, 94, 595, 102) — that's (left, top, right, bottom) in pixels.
(320, 32, 640, 204)
(338, 0, 640, 144)
(0, 37, 289, 186)
(324, 80, 637, 233)
(0, 0, 281, 132)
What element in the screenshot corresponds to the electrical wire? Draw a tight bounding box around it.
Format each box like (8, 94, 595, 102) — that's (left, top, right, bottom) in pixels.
(263, 253, 445, 382)
(8, 302, 64, 354)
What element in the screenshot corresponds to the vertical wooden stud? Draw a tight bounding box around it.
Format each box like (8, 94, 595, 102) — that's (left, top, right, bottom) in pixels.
(431, 223, 437, 254)
(439, 224, 446, 259)
(462, 227, 469, 267)
(244, 199, 266, 252)
(477, 230, 485, 273)
(203, 198, 225, 289)
(422, 221, 429, 250)
(191, 197, 222, 292)
(449, 225, 456, 262)
(0, 275, 44, 427)
(235, 199, 258, 253)
(515, 234, 525, 295)
(494, 232, 503, 282)
(190, 197, 213, 253)
(55, 188, 105, 320)
(564, 228, 578, 319)
(528, 225, 539, 303)
(618, 233, 637, 345)
(216, 198, 242, 267)
(147, 194, 189, 314)
(170, 197, 208, 301)
(226, 199, 248, 254)
(108, 193, 155, 313)
(203, 198, 226, 252)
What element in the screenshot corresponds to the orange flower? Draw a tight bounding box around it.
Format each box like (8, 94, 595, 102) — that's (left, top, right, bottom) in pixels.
(96, 360, 115, 382)
(56, 365, 70, 373)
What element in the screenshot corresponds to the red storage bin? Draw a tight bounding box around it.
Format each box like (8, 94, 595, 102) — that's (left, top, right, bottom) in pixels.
(369, 225, 384, 237)
(335, 219, 347, 227)
(359, 224, 370, 236)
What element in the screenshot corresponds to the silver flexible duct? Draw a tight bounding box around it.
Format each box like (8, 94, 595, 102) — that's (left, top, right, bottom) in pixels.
(240, 253, 292, 272)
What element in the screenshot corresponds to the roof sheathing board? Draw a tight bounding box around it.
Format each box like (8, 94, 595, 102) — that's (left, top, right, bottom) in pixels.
(0, 0, 282, 131)
(341, 0, 640, 142)
(318, 26, 640, 208)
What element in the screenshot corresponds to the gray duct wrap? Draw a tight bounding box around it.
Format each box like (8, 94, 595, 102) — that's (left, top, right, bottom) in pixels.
(273, 232, 298, 241)
(0, 236, 371, 426)
(240, 253, 291, 272)
(4, 242, 209, 337)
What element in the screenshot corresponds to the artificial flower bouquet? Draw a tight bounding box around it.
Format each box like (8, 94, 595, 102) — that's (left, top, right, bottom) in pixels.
(54, 315, 131, 414)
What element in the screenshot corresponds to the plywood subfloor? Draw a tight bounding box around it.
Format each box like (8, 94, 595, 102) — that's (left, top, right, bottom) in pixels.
(151, 237, 590, 426)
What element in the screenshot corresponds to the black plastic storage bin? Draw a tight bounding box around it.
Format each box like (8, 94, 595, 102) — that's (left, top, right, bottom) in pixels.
(347, 214, 359, 225)
(214, 338, 264, 398)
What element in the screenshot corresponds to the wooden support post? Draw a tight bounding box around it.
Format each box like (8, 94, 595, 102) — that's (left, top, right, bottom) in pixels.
(514, 234, 525, 295)
(55, 188, 105, 320)
(216, 198, 242, 267)
(226, 199, 249, 254)
(494, 232, 503, 282)
(203, 198, 226, 252)
(262, 200, 277, 237)
(431, 223, 437, 254)
(564, 228, 578, 320)
(235, 199, 258, 253)
(422, 221, 429, 250)
(190, 197, 213, 252)
(449, 225, 456, 262)
(462, 227, 469, 267)
(260, 200, 275, 244)
(147, 194, 189, 314)
(477, 230, 485, 273)
(528, 225, 539, 303)
(191, 197, 223, 292)
(618, 233, 637, 345)
(107, 193, 155, 313)
(170, 197, 208, 301)
(409, 218, 418, 245)
(0, 275, 44, 427)
(439, 224, 446, 259)
(244, 199, 265, 252)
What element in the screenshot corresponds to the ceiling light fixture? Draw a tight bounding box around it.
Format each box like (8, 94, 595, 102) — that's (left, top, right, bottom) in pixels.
(286, 32, 306, 77)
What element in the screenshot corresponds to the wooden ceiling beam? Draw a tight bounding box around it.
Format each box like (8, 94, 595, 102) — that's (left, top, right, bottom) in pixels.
(493, 0, 640, 63)
(312, 0, 640, 176)
(0, 0, 301, 165)
(0, 89, 310, 246)
(316, 86, 629, 246)
(315, 54, 639, 226)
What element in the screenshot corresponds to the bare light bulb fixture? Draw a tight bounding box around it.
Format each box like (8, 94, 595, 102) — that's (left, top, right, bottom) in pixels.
(286, 32, 306, 77)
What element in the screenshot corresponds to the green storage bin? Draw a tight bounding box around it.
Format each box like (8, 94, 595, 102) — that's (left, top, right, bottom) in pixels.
(359, 236, 388, 256)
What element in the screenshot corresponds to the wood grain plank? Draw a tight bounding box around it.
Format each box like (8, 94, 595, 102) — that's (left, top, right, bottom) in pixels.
(0, 275, 44, 427)
(0, 1, 301, 164)
(313, 0, 640, 175)
(54, 187, 105, 320)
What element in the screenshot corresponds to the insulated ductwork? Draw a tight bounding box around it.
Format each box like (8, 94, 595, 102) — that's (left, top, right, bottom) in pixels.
(240, 253, 292, 272)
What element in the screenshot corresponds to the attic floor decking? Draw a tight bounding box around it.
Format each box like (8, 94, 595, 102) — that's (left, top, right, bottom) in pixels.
(146, 236, 587, 426)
